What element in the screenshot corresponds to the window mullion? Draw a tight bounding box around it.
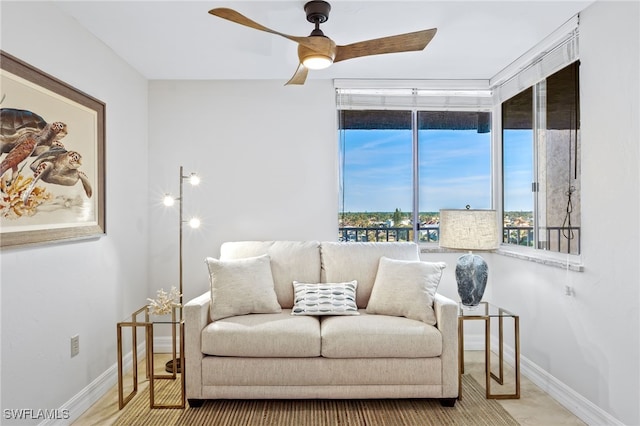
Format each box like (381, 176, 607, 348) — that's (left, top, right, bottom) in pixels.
(533, 80, 547, 250)
(411, 109, 419, 243)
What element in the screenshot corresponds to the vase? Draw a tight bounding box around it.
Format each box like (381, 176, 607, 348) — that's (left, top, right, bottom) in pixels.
(455, 253, 488, 308)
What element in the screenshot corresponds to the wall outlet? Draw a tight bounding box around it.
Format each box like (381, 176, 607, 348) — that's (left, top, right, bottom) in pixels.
(70, 335, 80, 357)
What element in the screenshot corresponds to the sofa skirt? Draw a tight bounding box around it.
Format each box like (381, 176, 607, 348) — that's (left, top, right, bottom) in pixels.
(199, 356, 446, 398)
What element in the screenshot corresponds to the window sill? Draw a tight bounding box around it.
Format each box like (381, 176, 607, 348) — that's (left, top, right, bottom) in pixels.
(420, 244, 584, 272)
(495, 245, 583, 272)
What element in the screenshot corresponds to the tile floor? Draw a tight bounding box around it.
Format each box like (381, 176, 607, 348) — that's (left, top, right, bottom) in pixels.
(462, 351, 586, 426)
(73, 351, 586, 425)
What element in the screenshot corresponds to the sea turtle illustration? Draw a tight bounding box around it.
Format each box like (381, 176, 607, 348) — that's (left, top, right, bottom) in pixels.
(0, 108, 48, 154)
(0, 122, 68, 184)
(22, 147, 92, 205)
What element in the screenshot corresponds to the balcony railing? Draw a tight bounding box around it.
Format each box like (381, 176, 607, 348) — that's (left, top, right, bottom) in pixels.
(338, 226, 439, 243)
(503, 226, 581, 254)
(339, 225, 580, 254)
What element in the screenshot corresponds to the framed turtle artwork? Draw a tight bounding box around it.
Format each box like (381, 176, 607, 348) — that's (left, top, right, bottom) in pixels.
(0, 51, 105, 248)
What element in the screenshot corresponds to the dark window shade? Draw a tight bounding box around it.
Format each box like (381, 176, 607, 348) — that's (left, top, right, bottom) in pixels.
(502, 87, 533, 130)
(339, 110, 491, 133)
(339, 110, 412, 130)
(546, 62, 580, 130)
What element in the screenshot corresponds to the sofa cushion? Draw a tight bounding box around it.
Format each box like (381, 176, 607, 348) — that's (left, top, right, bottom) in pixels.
(366, 257, 446, 325)
(320, 311, 442, 358)
(220, 241, 321, 309)
(205, 254, 281, 321)
(202, 310, 321, 357)
(292, 281, 359, 316)
(320, 242, 420, 308)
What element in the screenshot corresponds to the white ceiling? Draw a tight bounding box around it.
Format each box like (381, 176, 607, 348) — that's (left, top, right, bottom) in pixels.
(53, 1, 593, 82)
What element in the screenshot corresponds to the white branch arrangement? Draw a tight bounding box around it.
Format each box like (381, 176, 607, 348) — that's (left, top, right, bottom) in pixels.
(147, 286, 182, 315)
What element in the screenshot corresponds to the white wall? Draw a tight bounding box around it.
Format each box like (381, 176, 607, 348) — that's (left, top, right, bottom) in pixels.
(0, 2, 149, 424)
(487, 2, 639, 424)
(147, 80, 338, 302)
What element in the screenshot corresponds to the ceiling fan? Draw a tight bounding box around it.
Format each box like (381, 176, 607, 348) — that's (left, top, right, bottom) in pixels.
(208, 1, 437, 85)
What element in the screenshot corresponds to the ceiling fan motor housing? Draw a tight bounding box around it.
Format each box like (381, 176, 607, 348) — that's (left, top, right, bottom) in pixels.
(305, 1, 331, 24)
(298, 36, 336, 69)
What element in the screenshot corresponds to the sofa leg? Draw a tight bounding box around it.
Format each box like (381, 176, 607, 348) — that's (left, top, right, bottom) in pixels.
(188, 399, 204, 408)
(439, 398, 457, 407)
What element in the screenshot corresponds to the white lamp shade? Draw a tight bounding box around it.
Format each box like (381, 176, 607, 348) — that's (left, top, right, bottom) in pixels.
(302, 55, 333, 70)
(439, 209, 499, 251)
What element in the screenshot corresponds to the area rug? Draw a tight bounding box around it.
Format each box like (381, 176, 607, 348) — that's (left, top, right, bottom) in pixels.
(114, 375, 519, 426)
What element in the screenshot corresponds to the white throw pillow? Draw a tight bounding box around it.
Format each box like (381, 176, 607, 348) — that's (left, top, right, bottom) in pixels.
(291, 281, 359, 316)
(205, 254, 282, 321)
(366, 257, 446, 325)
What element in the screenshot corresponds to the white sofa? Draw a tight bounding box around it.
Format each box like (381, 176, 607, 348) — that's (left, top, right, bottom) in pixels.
(184, 241, 459, 407)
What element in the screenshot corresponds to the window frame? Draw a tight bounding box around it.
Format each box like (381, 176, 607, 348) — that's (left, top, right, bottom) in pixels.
(336, 96, 495, 246)
(496, 63, 582, 269)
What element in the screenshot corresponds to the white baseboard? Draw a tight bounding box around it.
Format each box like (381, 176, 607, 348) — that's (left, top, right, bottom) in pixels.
(40, 337, 176, 426)
(464, 333, 623, 426)
(39, 342, 145, 426)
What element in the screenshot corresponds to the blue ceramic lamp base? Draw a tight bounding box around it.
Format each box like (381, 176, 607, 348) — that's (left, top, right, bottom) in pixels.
(455, 253, 488, 308)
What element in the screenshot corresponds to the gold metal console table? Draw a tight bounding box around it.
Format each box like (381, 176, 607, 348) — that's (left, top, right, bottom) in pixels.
(458, 301, 520, 400)
(116, 305, 185, 409)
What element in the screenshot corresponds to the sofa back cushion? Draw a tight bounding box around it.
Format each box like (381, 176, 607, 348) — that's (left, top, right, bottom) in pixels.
(220, 241, 322, 309)
(320, 242, 420, 308)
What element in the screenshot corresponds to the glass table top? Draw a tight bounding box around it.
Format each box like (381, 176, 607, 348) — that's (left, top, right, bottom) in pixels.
(458, 301, 517, 318)
(119, 305, 182, 325)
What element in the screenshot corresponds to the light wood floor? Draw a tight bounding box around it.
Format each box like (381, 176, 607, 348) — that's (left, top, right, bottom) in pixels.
(73, 351, 586, 426)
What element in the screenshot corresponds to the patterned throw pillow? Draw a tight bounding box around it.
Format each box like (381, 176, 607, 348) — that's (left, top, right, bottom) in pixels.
(291, 281, 359, 316)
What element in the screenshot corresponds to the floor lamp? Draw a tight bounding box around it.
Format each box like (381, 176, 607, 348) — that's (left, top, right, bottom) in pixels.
(163, 165, 200, 372)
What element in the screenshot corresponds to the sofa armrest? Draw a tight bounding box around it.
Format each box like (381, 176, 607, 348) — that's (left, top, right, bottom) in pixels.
(184, 291, 211, 399)
(433, 293, 459, 398)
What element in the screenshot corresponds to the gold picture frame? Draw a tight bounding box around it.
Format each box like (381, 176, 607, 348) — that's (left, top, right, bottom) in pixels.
(1, 51, 106, 248)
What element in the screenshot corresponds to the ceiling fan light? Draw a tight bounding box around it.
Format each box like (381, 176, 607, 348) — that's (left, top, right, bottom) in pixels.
(302, 54, 333, 70)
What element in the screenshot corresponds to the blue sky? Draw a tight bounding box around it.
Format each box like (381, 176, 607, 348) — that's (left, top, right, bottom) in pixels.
(503, 130, 534, 212)
(340, 128, 533, 213)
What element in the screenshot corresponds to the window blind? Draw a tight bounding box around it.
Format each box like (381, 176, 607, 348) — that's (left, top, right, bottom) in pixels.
(491, 14, 579, 103)
(334, 81, 493, 111)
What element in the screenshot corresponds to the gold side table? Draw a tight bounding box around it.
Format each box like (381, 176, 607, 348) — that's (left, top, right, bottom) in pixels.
(117, 305, 185, 409)
(458, 302, 520, 400)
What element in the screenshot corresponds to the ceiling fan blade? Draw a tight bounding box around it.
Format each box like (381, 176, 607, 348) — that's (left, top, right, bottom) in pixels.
(285, 63, 309, 86)
(334, 28, 437, 63)
(209, 8, 325, 51)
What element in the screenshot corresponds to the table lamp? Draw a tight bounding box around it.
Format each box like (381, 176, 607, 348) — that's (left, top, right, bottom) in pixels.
(439, 208, 498, 308)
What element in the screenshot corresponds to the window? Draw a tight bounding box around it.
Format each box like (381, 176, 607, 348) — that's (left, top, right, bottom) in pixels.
(418, 111, 492, 242)
(501, 62, 581, 254)
(338, 110, 413, 242)
(502, 88, 534, 247)
(338, 108, 492, 243)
